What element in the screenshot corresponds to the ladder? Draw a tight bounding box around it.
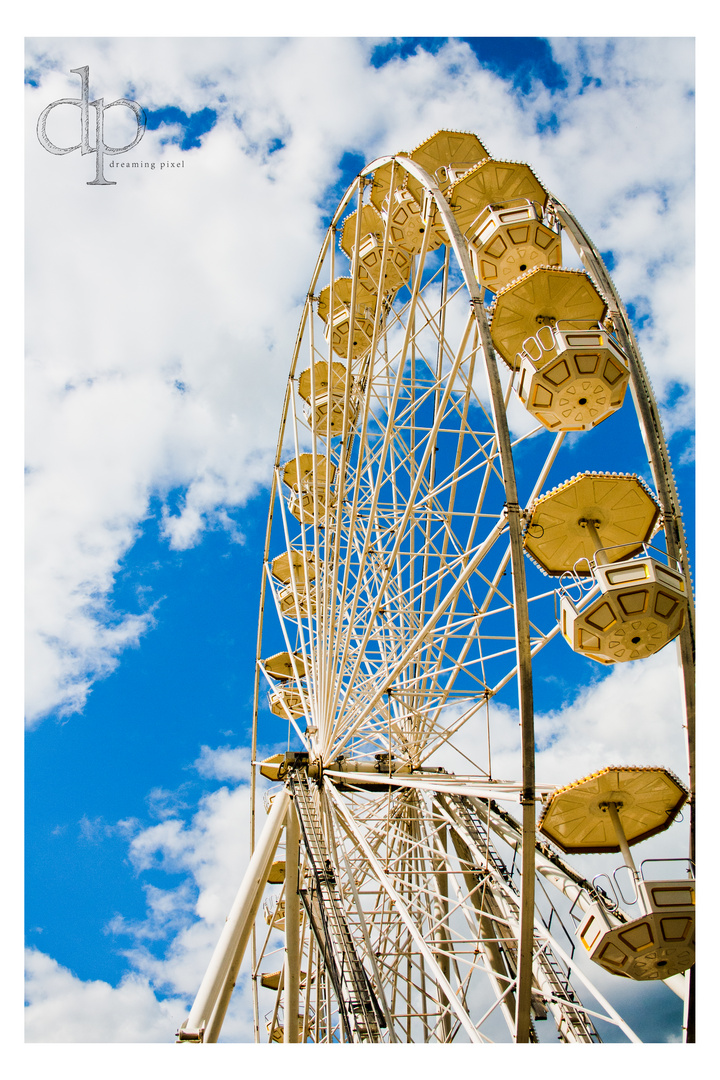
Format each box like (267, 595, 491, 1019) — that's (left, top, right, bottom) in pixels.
(441, 793, 600, 1043)
(290, 774, 384, 1042)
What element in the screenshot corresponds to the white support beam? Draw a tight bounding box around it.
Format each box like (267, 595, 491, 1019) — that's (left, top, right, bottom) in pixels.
(284, 799, 301, 1043)
(180, 786, 290, 1042)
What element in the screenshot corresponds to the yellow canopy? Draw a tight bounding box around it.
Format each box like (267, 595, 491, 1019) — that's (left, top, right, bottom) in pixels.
(270, 549, 316, 584)
(524, 472, 660, 575)
(317, 277, 377, 324)
(282, 454, 336, 490)
(339, 205, 384, 258)
(448, 158, 550, 233)
(491, 267, 607, 368)
(297, 361, 348, 404)
(409, 129, 490, 190)
(538, 766, 688, 853)
(263, 651, 307, 681)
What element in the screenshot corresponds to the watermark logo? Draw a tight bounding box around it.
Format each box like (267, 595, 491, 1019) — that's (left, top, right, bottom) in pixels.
(37, 66, 146, 186)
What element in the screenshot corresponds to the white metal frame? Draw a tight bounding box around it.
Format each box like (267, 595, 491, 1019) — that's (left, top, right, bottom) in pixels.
(180, 140, 694, 1045)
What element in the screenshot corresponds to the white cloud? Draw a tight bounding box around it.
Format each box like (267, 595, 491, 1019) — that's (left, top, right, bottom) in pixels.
(105, 881, 197, 942)
(193, 743, 252, 782)
(24, 947, 187, 1043)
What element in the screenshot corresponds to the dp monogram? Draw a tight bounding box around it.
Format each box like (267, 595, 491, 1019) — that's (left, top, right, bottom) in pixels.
(37, 66, 146, 186)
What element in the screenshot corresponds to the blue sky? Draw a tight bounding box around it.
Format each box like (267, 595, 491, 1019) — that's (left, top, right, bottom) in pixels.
(23, 34, 696, 1050)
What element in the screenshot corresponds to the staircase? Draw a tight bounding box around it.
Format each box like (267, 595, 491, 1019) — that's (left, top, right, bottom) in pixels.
(290, 774, 384, 1042)
(441, 793, 600, 1043)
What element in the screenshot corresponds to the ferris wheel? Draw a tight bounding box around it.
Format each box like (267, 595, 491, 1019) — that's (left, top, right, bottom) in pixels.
(178, 130, 695, 1045)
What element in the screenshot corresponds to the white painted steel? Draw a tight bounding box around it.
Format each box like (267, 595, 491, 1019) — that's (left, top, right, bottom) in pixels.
(183, 139, 692, 1046)
(183, 787, 289, 1040)
(283, 801, 301, 1043)
(328, 782, 485, 1044)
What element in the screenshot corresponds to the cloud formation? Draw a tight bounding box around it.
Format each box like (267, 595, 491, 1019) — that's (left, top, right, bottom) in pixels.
(24, 948, 187, 1043)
